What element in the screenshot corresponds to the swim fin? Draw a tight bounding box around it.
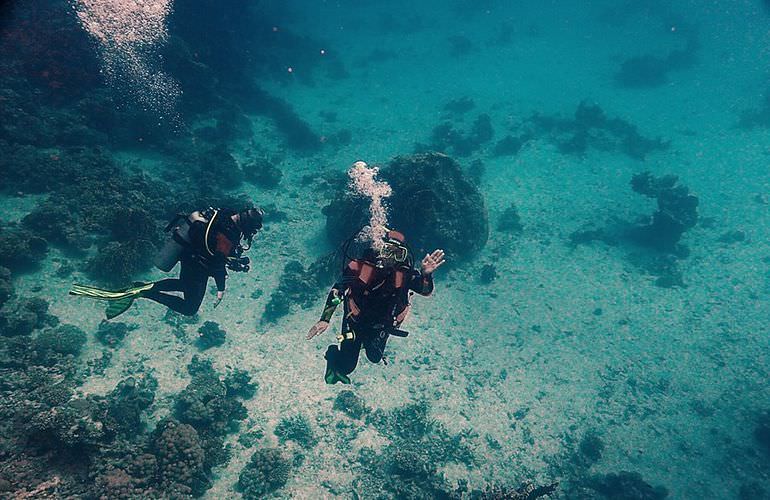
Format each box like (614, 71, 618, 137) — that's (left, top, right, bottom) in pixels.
(324, 366, 351, 385)
(105, 296, 136, 320)
(70, 282, 154, 319)
(69, 282, 154, 301)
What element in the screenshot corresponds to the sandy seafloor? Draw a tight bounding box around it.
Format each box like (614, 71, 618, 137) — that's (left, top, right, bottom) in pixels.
(5, 1, 770, 498)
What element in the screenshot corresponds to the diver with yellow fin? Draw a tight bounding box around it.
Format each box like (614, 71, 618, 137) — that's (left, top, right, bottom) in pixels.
(306, 230, 445, 384)
(70, 206, 263, 319)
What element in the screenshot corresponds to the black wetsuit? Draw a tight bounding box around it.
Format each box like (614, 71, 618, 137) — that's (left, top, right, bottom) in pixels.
(144, 210, 242, 316)
(322, 262, 434, 377)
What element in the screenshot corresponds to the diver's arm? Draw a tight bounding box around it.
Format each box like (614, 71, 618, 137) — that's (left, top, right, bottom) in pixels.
(306, 286, 341, 340)
(319, 285, 343, 322)
(410, 271, 434, 296)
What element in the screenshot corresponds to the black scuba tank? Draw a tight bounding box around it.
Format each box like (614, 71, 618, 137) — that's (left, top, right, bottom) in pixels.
(154, 213, 195, 272)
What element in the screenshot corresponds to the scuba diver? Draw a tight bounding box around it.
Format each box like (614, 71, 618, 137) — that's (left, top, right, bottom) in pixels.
(306, 230, 446, 384)
(70, 206, 263, 319)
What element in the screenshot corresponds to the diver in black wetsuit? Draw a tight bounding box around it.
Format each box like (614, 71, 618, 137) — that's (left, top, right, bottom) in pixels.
(70, 207, 263, 319)
(306, 230, 446, 384)
(143, 207, 263, 315)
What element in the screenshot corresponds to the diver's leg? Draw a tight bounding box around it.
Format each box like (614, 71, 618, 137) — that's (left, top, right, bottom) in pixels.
(141, 262, 207, 316)
(324, 325, 362, 384)
(364, 329, 388, 363)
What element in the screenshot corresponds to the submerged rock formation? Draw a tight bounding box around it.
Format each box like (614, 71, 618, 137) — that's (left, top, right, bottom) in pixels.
(324, 152, 489, 260)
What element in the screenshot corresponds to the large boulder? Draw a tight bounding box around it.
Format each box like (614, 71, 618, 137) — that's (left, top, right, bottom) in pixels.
(324, 152, 489, 260)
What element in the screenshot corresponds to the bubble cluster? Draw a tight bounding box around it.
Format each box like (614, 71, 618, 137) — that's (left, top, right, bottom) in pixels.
(71, 0, 180, 120)
(348, 161, 392, 250)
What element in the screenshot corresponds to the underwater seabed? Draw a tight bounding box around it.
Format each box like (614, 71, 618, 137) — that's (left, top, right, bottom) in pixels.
(3, 0, 770, 498)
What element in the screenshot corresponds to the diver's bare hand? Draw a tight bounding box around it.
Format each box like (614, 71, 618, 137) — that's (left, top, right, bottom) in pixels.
(306, 321, 329, 340)
(421, 249, 446, 275)
(214, 290, 225, 308)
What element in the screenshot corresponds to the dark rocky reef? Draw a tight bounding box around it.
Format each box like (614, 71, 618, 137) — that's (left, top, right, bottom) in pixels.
(324, 153, 489, 260)
(615, 35, 698, 89)
(585, 471, 668, 499)
(570, 172, 698, 287)
(738, 91, 770, 130)
(497, 203, 524, 233)
(443, 96, 476, 117)
(628, 172, 699, 253)
(529, 101, 668, 160)
(421, 114, 495, 157)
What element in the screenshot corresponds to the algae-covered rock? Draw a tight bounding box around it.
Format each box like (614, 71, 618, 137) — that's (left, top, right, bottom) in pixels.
(324, 152, 489, 259)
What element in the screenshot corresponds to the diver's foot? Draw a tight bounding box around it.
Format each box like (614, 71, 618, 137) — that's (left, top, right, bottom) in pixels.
(324, 367, 351, 385)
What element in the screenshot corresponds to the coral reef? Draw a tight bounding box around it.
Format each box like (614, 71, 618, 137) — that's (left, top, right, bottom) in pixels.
(243, 158, 283, 189)
(333, 390, 370, 420)
(0, 225, 48, 272)
(32, 324, 87, 366)
(738, 91, 770, 129)
(196, 321, 227, 350)
(262, 260, 328, 323)
(87, 240, 157, 286)
(95, 321, 138, 348)
(629, 172, 699, 253)
(237, 447, 292, 499)
(0, 297, 56, 337)
(274, 414, 318, 449)
(497, 203, 524, 233)
(586, 471, 669, 499)
(493, 134, 532, 157)
(224, 369, 257, 400)
(529, 101, 668, 160)
(107, 375, 158, 435)
(615, 36, 698, 89)
(151, 418, 207, 495)
(354, 401, 475, 498)
(0, 267, 11, 309)
(570, 172, 698, 287)
(325, 152, 489, 259)
(424, 114, 495, 157)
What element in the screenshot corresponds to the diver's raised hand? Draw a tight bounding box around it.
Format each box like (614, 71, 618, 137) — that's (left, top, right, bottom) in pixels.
(306, 321, 329, 340)
(421, 249, 446, 275)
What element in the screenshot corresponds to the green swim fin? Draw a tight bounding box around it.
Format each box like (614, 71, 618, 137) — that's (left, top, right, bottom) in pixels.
(105, 296, 136, 320)
(324, 366, 351, 385)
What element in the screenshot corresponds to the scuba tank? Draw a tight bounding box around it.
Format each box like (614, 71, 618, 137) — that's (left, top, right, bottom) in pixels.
(154, 213, 195, 272)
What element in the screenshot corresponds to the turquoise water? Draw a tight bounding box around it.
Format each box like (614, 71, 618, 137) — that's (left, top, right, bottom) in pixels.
(1, 0, 770, 498)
